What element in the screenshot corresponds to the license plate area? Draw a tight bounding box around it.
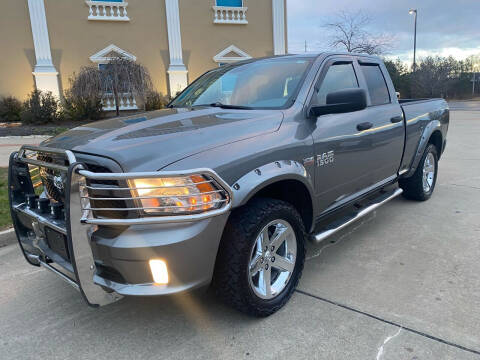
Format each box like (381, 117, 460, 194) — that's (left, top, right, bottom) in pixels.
(45, 227, 70, 261)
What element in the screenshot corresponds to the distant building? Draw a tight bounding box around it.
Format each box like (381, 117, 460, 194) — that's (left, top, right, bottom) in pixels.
(0, 0, 287, 110)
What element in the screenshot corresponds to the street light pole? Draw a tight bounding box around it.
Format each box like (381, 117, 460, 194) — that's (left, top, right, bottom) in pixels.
(409, 9, 417, 72)
(473, 72, 476, 97)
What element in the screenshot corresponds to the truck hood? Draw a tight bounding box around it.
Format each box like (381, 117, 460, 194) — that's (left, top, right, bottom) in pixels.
(42, 107, 283, 171)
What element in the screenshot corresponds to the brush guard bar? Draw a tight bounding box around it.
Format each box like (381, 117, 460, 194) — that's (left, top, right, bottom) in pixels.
(9, 145, 233, 307)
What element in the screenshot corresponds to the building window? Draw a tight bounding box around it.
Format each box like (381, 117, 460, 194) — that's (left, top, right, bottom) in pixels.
(216, 0, 243, 6)
(213, 0, 247, 24)
(85, 0, 129, 22)
(97, 63, 138, 111)
(90, 45, 138, 111)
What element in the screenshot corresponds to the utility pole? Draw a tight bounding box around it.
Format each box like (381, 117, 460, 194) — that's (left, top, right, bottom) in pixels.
(304, 40, 307, 53)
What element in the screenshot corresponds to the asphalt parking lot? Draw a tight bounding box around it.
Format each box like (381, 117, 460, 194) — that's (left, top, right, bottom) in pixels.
(0, 102, 479, 359)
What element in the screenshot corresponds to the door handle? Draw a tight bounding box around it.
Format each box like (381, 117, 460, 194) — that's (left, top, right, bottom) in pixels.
(356, 122, 373, 131)
(390, 115, 403, 123)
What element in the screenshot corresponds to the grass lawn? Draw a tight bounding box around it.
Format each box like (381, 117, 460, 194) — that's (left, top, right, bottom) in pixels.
(0, 168, 11, 230)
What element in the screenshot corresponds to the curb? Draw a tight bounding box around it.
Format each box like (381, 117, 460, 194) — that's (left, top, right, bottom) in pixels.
(0, 228, 16, 248)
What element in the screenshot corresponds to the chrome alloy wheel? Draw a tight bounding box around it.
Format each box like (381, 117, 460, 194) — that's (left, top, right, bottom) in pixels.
(248, 219, 297, 300)
(422, 152, 435, 193)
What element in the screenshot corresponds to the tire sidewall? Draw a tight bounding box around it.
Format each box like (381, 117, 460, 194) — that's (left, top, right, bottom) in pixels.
(421, 144, 438, 198)
(242, 204, 305, 310)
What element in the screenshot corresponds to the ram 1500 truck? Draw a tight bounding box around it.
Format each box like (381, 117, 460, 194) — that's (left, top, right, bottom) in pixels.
(8, 53, 449, 316)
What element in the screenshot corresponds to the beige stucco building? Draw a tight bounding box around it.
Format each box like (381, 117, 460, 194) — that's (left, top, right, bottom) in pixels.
(0, 0, 287, 110)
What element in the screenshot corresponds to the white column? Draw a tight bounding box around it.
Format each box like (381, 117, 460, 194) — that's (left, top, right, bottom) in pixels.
(28, 0, 60, 97)
(272, 0, 286, 55)
(165, 0, 188, 96)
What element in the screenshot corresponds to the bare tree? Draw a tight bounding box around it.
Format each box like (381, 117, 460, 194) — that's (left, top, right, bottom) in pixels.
(323, 11, 392, 55)
(69, 66, 103, 103)
(101, 57, 153, 116)
(69, 57, 153, 116)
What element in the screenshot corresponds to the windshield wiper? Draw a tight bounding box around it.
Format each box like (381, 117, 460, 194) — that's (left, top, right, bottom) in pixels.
(193, 102, 253, 110)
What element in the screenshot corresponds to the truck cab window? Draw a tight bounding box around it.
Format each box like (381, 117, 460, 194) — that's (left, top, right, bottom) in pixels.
(314, 63, 358, 105)
(170, 58, 313, 109)
(360, 64, 391, 105)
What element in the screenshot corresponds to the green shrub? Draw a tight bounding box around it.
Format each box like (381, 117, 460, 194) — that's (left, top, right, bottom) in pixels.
(61, 90, 104, 121)
(0, 96, 23, 122)
(21, 90, 59, 124)
(145, 90, 170, 111)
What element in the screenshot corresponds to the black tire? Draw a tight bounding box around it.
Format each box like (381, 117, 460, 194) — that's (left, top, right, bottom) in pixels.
(399, 143, 438, 201)
(213, 197, 306, 317)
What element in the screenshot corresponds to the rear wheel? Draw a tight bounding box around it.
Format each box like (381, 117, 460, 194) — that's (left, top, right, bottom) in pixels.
(213, 198, 306, 317)
(399, 144, 438, 201)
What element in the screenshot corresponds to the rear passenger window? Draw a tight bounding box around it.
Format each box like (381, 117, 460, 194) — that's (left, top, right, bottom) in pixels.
(360, 64, 390, 105)
(314, 63, 358, 105)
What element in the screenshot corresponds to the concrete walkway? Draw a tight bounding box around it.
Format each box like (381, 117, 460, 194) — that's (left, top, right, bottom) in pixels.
(0, 136, 50, 166)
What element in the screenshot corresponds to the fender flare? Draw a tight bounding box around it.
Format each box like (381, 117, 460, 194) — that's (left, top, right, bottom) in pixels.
(231, 160, 317, 214)
(404, 120, 442, 178)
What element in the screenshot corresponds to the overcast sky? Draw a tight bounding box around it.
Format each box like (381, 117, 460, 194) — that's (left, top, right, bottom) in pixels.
(287, 0, 480, 62)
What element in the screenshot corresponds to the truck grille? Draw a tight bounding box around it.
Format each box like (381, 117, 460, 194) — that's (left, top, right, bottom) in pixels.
(26, 150, 129, 220)
(37, 153, 67, 203)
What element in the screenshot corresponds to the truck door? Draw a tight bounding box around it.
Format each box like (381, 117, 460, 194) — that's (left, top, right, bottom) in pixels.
(309, 56, 404, 214)
(355, 60, 404, 187)
(309, 56, 374, 212)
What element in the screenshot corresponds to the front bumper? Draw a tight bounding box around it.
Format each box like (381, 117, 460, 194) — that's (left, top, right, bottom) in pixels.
(8, 146, 232, 306)
(90, 215, 229, 296)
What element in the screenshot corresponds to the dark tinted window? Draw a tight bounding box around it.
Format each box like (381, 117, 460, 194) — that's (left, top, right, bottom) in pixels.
(216, 0, 242, 6)
(313, 63, 358, 105)
(360, 65, 390, 105)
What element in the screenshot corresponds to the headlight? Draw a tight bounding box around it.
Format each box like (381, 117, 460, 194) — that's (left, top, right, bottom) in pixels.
(128, 175, 227, 215)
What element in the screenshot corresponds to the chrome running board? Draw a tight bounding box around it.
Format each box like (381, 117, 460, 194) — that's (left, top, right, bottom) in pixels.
(313, 188, 403, 243)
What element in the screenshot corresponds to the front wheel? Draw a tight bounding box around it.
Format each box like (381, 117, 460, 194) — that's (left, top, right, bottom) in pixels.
(399, 143, 438, 201)
(213, 198, 306, 317)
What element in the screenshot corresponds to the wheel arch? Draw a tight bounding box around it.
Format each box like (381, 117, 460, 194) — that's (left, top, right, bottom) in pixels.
(428, 130, 443, 159)
(231, 161, 316, 233)
(404, 120, 442, 178)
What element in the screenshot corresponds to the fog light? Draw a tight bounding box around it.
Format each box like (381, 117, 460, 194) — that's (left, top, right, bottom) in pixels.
(149, 259, 169, 285)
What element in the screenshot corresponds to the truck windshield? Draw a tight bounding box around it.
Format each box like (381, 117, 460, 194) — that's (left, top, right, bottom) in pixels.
(169, 57, 314, 110)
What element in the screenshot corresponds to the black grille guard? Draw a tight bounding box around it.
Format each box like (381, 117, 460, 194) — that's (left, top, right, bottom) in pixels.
(8, 145, 233, 307)
(9, 147, 122, 307)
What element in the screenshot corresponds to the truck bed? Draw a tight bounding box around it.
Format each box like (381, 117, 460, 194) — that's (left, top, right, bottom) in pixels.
(398, 98, 442, 104)
(399, 98, 449, 174)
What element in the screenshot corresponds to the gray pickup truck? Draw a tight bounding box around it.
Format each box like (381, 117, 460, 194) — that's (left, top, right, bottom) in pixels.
(9, 52, 449, 316)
